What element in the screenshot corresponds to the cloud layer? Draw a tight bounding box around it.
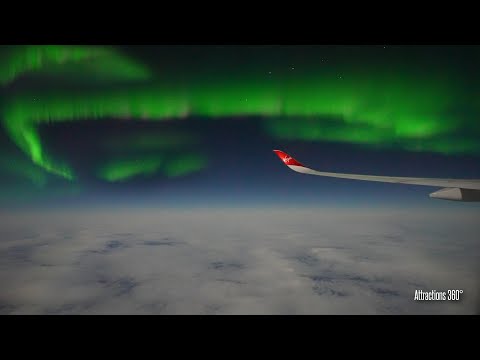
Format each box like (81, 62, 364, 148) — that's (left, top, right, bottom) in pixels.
(0, 208, 478, 314)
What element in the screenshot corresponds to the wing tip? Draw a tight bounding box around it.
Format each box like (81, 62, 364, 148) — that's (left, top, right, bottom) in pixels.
(272, 149, 306, 167)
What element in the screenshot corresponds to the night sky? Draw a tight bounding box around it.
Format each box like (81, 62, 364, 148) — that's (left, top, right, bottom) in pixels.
(1, 45, 480, 209)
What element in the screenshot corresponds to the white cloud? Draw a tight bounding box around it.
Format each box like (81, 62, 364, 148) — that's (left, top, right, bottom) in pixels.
(0, 208, 478, 314)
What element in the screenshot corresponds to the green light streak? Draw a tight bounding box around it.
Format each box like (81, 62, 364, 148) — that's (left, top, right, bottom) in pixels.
(98, 152, 207, 182)
(98, 156, 164, 182)
(0, 45, 151, 85)
(164, 153, 208, 178)
(4, 120, 75, 179)
(1, 45, 478, 182)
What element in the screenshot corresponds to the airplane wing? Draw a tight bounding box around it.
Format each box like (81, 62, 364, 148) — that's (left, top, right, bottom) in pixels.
(273, 150, 480, 201)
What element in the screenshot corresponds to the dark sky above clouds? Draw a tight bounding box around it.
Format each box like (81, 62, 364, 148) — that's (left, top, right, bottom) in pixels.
(1, 45, 480, 208)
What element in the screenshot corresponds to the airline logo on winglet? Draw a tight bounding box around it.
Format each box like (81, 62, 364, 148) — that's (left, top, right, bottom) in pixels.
(273, 150, 305, 167)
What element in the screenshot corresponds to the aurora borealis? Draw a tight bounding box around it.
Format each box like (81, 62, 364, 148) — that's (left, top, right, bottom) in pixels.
(1, 45, 479, 205)
(0, 45, 151, 85)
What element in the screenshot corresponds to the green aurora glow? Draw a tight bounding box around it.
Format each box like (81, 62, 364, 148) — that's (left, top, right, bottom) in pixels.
(98, 153, 208, 181)
(98, 156, 165, 182)
(0, 45, 151, 85)
(1, 45, 479, 185)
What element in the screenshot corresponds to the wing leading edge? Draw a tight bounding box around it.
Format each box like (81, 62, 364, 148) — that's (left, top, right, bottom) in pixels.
(273, 150, 480, 191)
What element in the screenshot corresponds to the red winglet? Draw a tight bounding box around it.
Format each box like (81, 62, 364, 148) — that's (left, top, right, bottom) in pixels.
(273, 150, 306, 167)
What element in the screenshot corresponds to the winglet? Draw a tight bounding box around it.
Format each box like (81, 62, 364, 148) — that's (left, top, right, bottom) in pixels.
(273, 150, 306, 167)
